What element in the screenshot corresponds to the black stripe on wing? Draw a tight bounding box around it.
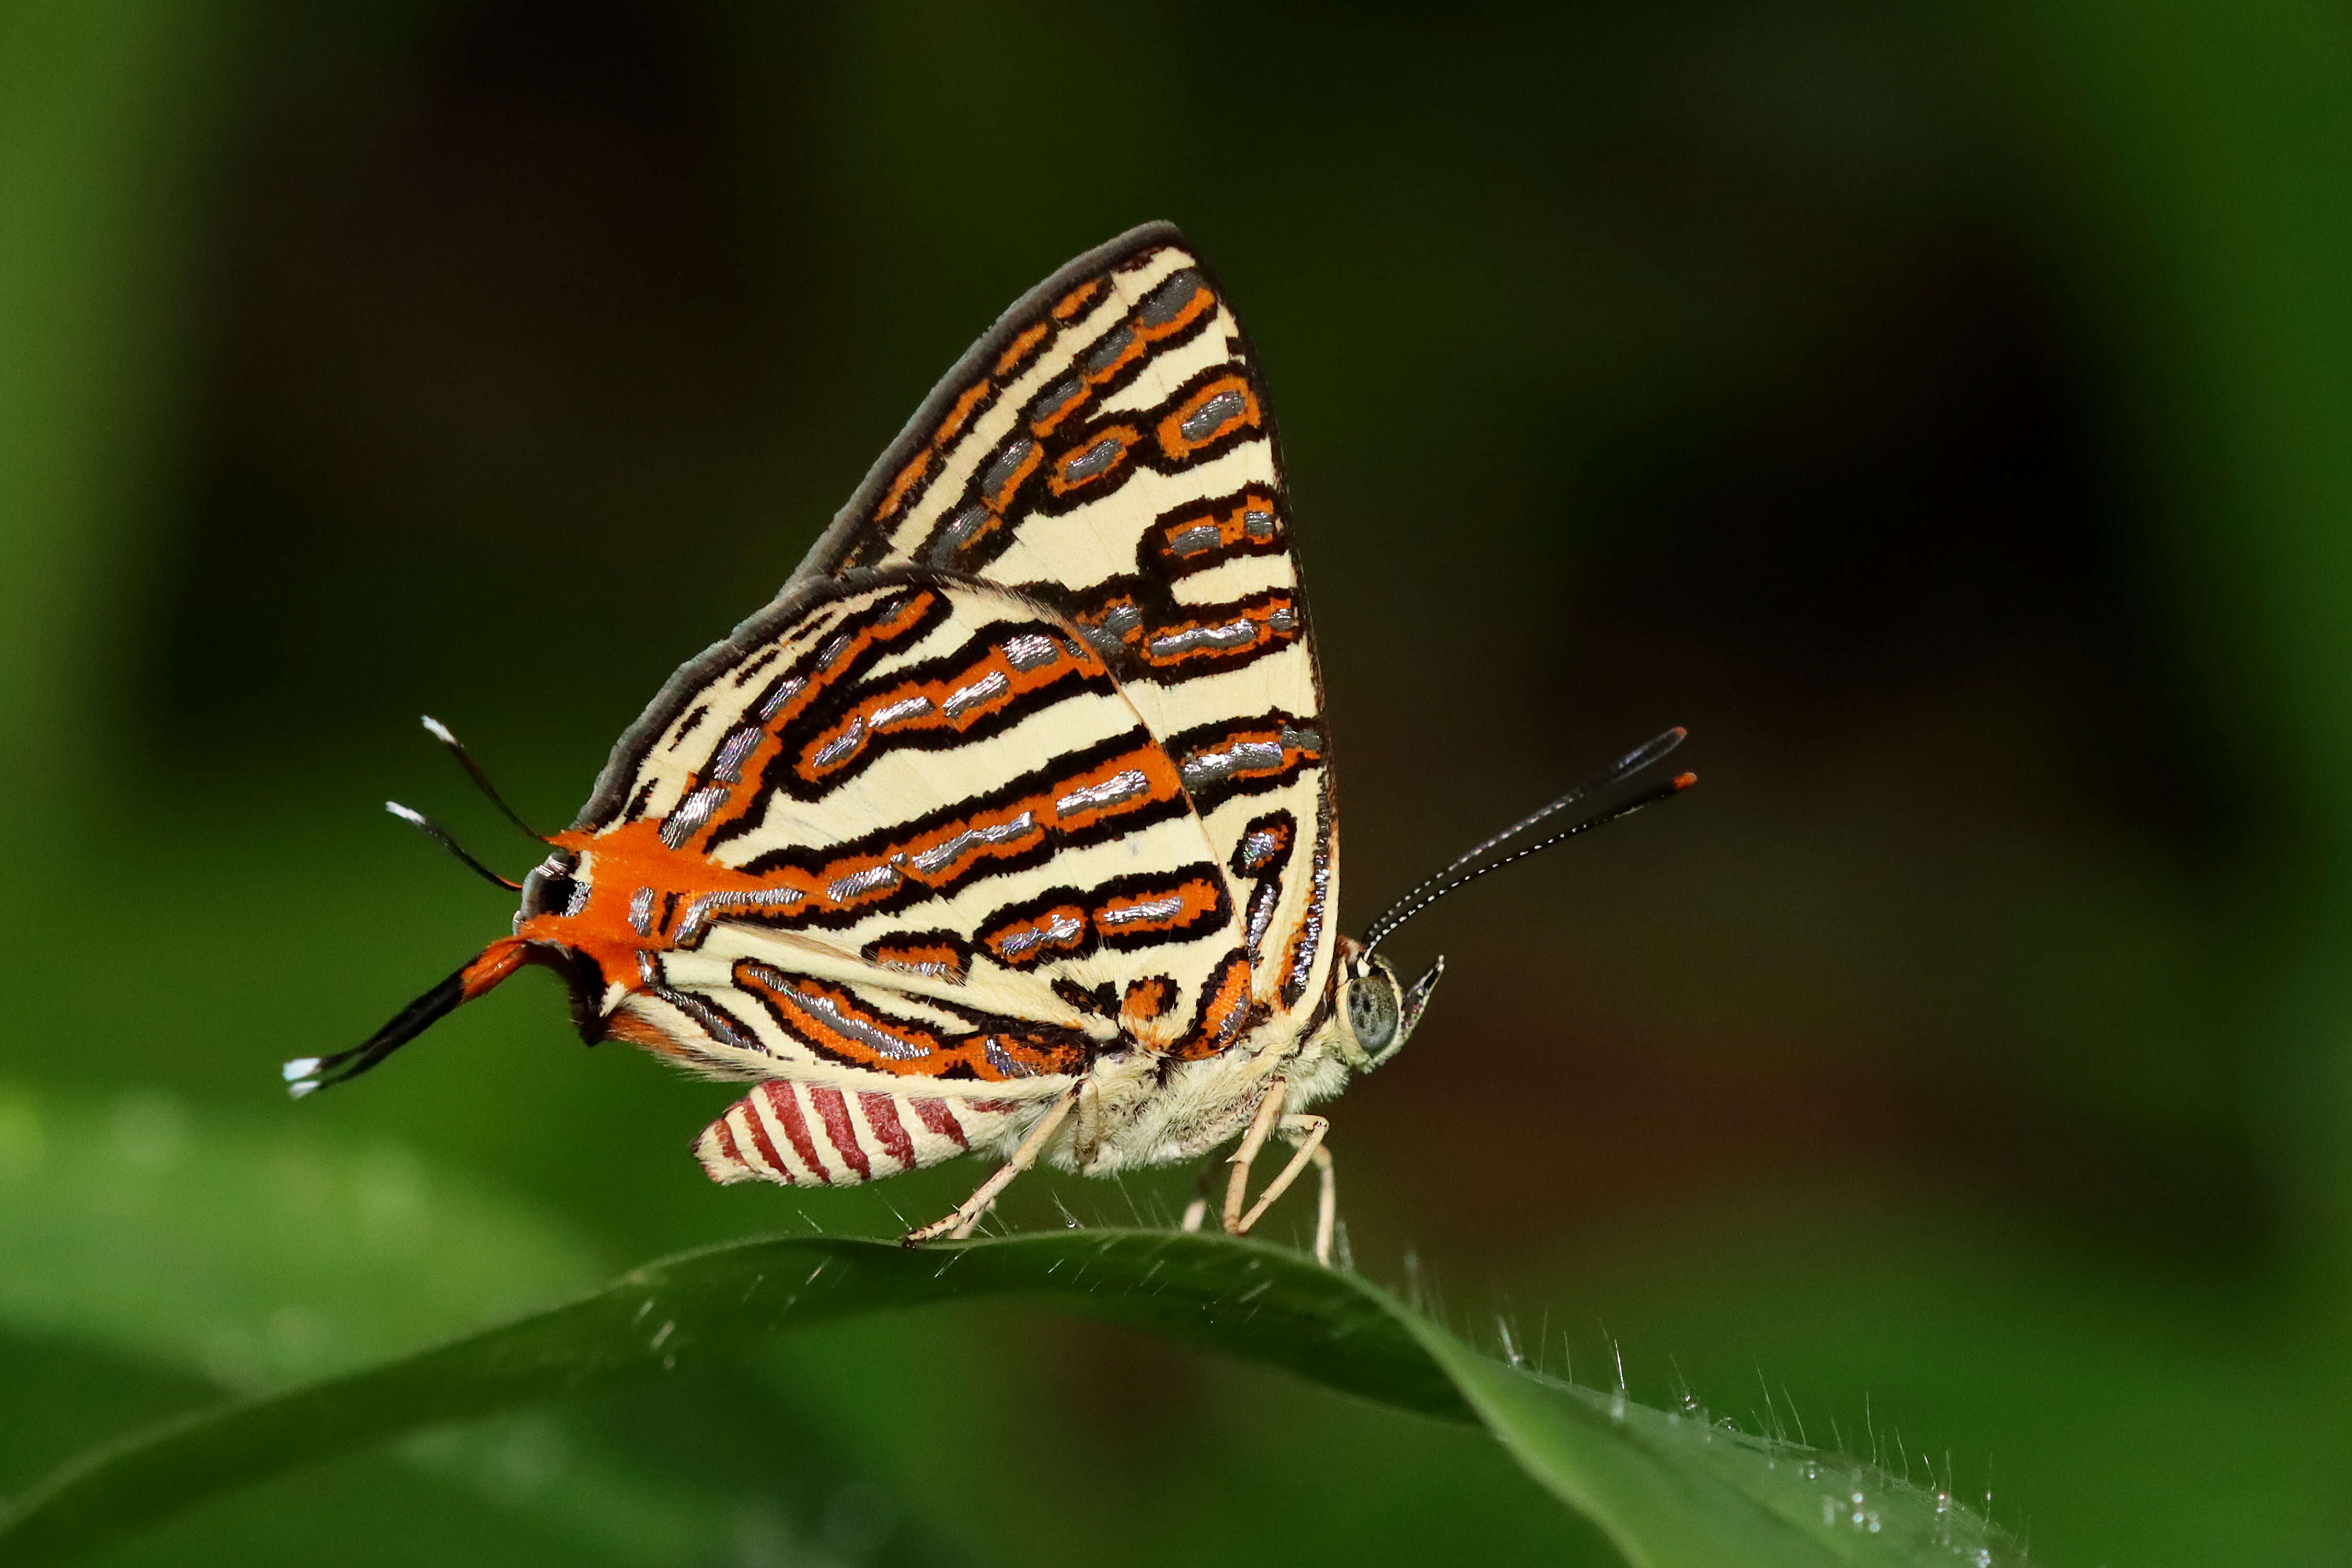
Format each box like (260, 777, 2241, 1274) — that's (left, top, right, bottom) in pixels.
(973, 864, 1233, 971)
(731, 620, 1117, 807)
(1159, 709, 1325, 815)
(919, 362, 1270, 581)
(801, 222, 1197, 580)
(704, 729, 1195, 932)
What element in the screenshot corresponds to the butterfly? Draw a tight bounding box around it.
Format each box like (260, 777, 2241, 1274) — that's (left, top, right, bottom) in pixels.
(285, 224, 1691, 1265)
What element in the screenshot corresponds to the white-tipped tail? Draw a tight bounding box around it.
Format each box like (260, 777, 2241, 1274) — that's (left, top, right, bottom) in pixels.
(281, 1057, 321, 1082)
(384, 800, 426, 826)
(286, 1079, 319, 1099)
(420, 715, 457, 745)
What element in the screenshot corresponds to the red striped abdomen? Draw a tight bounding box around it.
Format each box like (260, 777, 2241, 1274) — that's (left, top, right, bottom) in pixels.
(694, 1081, 1024, 1186)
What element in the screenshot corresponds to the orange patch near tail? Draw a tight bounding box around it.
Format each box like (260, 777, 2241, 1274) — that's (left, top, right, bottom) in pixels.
(459, 937, 530, 998)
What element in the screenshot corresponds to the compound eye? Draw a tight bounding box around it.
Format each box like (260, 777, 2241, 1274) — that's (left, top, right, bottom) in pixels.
(1345, 969, 1401, 1059)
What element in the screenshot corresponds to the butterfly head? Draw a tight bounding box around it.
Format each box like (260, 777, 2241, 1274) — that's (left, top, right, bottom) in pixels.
(1331, 941, 1444, 1073)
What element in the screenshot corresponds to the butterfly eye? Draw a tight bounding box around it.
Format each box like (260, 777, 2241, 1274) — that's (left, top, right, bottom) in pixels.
(1344, 965, 1402, 1065)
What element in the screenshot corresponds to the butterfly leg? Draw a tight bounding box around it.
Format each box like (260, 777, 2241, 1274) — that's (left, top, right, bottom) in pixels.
(1222, 1081, 1337, 1263)
(1296, 1134, 1336, 1267)
(1225, 1114, 1332, 1262)
(902, 1086, 1080, 1246)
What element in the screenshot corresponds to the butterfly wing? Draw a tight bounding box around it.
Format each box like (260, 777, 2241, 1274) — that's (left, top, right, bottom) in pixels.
(800, 223, 1339, 1025)
(558, 228, 1338, 1194)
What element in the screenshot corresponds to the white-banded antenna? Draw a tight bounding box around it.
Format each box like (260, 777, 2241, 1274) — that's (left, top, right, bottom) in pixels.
(1361, 728, 1694, 955)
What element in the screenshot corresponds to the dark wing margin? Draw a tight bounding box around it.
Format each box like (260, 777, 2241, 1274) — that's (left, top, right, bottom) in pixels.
(790, 221, 1190, 586)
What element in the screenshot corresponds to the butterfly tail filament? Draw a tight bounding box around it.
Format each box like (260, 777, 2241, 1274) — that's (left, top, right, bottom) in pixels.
(281, 937, 532, 1097)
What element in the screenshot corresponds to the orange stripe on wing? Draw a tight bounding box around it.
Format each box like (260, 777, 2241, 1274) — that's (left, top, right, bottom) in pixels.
(1122, 974, 1174, 1026)
(1148, 490, 1283, 575)
(1051, 278, 1103, 320)
(686, 589, 943, 842)
(872, 451, 932, 523)
(933, 376, 994, 447)
(731, 962, 1087, 1082)
(994, 321, 1051, 376)
(1171, 950, 1256, 1061)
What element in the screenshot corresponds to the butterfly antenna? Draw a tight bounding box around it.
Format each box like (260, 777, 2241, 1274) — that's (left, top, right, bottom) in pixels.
(1361, 742, 1696, 955)
(385, 801, 523, 891)
(420, 715, 543, 840)
(1361, 728, 1686, 949)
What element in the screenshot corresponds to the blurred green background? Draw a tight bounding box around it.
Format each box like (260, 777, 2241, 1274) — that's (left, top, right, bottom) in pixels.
(7, 3, 2352, 1564)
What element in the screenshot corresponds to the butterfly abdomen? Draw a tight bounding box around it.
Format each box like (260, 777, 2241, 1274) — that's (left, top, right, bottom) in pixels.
(695, 1081, 1026, 1187)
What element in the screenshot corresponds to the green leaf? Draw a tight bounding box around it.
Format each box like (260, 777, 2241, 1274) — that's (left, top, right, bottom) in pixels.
(0, 1229, 2015, 1567)
(0, 1082, 602, 1390)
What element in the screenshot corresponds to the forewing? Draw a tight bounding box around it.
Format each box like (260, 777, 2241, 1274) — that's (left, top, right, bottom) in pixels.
(797, 223, 1339, 1026)
(585, 577, 1260, 1092)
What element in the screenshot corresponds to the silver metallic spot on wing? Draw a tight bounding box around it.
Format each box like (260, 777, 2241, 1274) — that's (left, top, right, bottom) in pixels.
(674, 886, 805, 946)
(758, 972, 931, 1060)
(1053, 769, 1149, 818)
(981, 439, 1035, 498)
(1062, 437, 1124, 485)
(661, 783, 732, 848)
(1148, 618, 1254, 660)
(711, 726, 763, 782)
(938, 669, 1011, 719)
(1179, 388, 1248, 441)
(808, 716, 868, 770)
(1083, 326, 1133, 374)
(908, 812, 1037, 878)
(756, 676, 805, 721)
(1097, 894, 1184, 929)
(871, 694, 934, 729)
(995, 909, 1081, 960)
(827, 863, 902, 903)
(1181, 739, 1283, 791)
(1000, 632, 1060, 671)
(984, 1040, 1036, 1077)
(929, 504, 993, 565)
(1138, 269, 1204, 326)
